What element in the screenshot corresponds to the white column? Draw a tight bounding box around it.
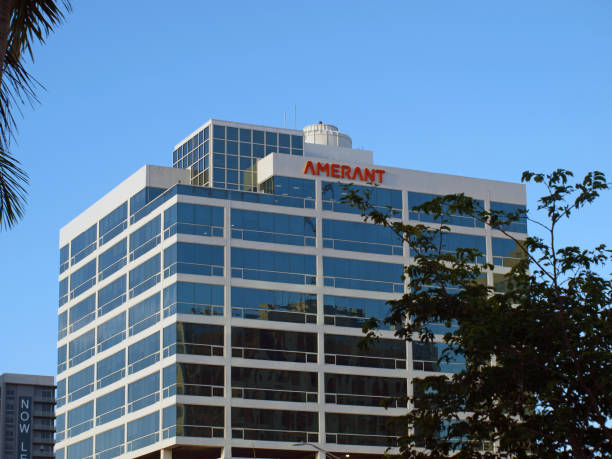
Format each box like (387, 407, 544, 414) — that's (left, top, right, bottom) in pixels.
(161, 448, 172, 459)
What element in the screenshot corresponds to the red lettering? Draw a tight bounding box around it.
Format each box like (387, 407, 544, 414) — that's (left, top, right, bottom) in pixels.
(303, 162, 384, 183)
(331, 164, 341, 178)
(340, 165, 351, 178)
(352, 167, 364, 181)
(316, 162, 330, 176)
(303, 161, 316, 175)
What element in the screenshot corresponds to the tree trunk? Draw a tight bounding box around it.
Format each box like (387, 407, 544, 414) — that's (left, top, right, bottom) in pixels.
(0, 0, 14, 85)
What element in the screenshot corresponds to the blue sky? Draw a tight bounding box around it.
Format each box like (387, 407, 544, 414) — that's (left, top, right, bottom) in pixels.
(1, 1, 610, 375)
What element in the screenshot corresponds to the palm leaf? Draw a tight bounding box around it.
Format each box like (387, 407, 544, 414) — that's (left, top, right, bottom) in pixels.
(0, 0, 71, 229)
(0, 145, 27, 229)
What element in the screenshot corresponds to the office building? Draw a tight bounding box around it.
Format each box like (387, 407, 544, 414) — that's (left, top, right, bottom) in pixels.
(0, 373, 55, 459)
(55, 119, 526, 458)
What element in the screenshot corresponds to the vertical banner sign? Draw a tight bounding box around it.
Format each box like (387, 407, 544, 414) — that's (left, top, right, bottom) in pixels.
(18, 396, 32, 459)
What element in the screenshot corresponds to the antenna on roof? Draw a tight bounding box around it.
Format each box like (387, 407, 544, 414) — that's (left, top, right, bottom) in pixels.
(283, 112, 286, 128)
(294, 105, 296, 129)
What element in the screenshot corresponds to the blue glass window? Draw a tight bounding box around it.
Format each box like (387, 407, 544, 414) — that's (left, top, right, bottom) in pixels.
(322, 182, 402, 217)
(227, 140, 238, 155)
(408, 192, 485, 228)
(323, 257, 404, 293)
(130, 187, 165, 217)
(231, 327, 316, 363)
(129, 292, 161, 336)
(131, 187, 175, 224)
(162, 363, 224, 399)
(127, 412, 159, 452)
(129, 216, 161, 261)
(99, 202, 128, 246)
(410, 232, 486, 264)
(96, 387, 125, 426)
(253, 129, 264, 144)
(239, 128, 251, 142)
(323, 219, 402, 255)
(55, 412, 65, 440)
(174, 183, 310, 210)
(95, 425, 124, 459)
(490, 201, 527, 233)
(60, 244, 69, 273)
(164, 203, 223, 238)
(57, 345, 67, 374)
(67, 365, 94, 402)
(213, 140, 225, 155)
(56, 379, 66, 409)
(163, 282, 224, 317)
(97, 312, 126, 353)
(232, 287, 316, 324)
(412, 342, 466, 373)
(67, 400, 93, 438)
(253, 143, 264, 158)
(232, 248, 316, 285)
(326, 412, 397, 446)
(69, 329, 95, 367)
(128, 372, 160, 413)
(422, 318, 459, 335)
(98, 238, 127, 281)
(231, 407, 317, 442)
(70, 259, 96, 299)
(163, 404, 224, 438)
(163, 242, 224, 278)
(128, 332, 160, 374)
(260, 176, 315, 208)
(278, 133, 290, 148)
(325, 334, 405, 369)
(129, 254, 161, 298)
(59, 277, 68, 307)
(66, 437, 92, 459)
(97, 350, 125, 389)
(97, 275, 126, 317)
(492, 237, 526, 267)
(324, 295, 392, 329)
(69, 294, 95, 333)
(213, 124, 225, 139)
(162, 364, 176, 397)
(231, 209, 316, 246)
(58, 311, 67, 340)
(163, 322, 224, 357)
(71, 224, 97, 265)
(292, 135, 303, 149)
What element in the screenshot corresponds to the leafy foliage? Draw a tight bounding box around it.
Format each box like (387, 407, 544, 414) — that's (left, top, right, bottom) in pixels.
(0, 0, 71, 229)
(344, 170, 611, 458)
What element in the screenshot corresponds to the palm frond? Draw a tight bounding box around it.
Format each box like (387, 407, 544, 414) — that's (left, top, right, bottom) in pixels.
(0, 145, 27, 229)
(0, 0, 71, 229)
(8, 0, 72, 63)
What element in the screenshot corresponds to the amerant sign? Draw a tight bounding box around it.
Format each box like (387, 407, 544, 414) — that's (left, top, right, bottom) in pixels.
(303, 160, 386, 183)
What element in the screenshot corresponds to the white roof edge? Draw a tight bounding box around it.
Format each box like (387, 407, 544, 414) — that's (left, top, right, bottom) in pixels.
(59, 165, 189, 246)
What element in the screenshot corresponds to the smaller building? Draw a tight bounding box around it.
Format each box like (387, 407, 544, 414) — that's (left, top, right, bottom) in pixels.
(0, 373, 55, 459)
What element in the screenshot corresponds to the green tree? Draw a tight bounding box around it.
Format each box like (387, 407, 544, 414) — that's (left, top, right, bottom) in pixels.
(0, 0, 70, 229)
(345, 170, 611, 458)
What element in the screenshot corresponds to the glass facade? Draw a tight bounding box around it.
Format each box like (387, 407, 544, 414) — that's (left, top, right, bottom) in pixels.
(173, 121, 304, 189)
(57, 119, 526, 457)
